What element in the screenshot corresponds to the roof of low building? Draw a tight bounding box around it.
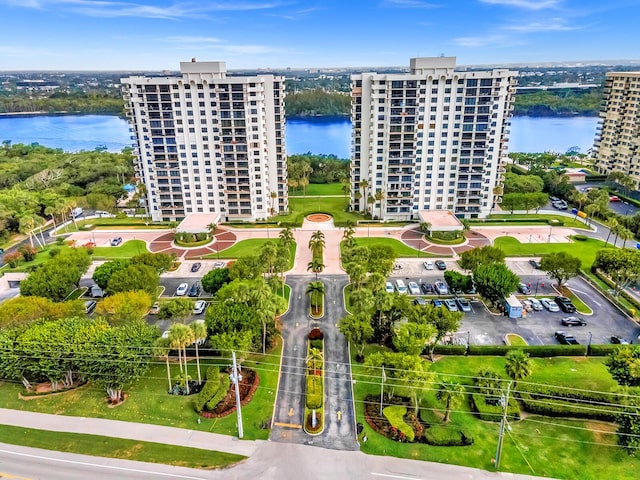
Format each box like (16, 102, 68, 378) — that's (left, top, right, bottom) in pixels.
(417, 210, 464, 230)
(176, 213, 220, 233)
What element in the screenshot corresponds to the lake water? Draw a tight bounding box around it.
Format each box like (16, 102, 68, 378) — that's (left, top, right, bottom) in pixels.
(0, 113, 599, 157)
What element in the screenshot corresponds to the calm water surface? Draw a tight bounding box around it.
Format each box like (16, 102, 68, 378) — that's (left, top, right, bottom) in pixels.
(0, 114, 599, 157)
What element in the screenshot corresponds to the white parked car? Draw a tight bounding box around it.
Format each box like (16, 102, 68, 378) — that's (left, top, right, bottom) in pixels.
(540, 298, 560, 312)
(385, 281, 395, 294)
(193, 300, 207, 315)
(175, 282, 189, 296)
(434, 280, 449, 295)
(423, 260, 434, 270)
(408, 281, 421, 295)
(527, 297, 543, 311)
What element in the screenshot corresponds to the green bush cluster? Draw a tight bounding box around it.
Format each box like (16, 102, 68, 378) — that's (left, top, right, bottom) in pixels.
(193, 367, 230, 413)
(517, 385, 622, 421)
(382, 406, 415, 442)
(467, 345, 587, 357)
(430, 230, 463, 241)
(470, 394, 521, 422)
(547, 218, 565, 226)
(589, 344, 629, 356)
(174, 232, 211, 246)
(433, 345, 467, 355)
(310, 339, 323, 349)
(424, 426, 474, 446)
(573, 234, 588, 241)
(306, 375, 323, 409)
(592, 270, 640, 315)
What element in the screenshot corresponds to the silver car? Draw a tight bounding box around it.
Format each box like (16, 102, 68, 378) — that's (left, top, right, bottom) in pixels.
(527, 297, 543, 311)
(444, 299, 458, 312)
(540, 298, 560, 312)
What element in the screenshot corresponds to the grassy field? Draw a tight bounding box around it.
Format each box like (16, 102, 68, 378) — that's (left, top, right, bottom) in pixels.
(92, 240, 149, 258)
(351, 352, 635, 480)
(210, 240, 296, 270)
(493, 236, 609, 269)
(288, 183, 344, 196)
(0, 341, 281, 441)
(0, 424, 244, 469)
(341, 237, 436, 258)
(475, 214, 590, 229)
(272, 196, 361, 226)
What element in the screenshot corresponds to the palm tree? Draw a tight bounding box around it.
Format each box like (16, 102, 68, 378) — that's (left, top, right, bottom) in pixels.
(190, 321, 207, 384)
(504, 349, 533, 390)
(375, 189, 385, 220)
(19, 214, 43, 248)
(619, 227, 635, 249)
(583, 203, 599, 227)
(419, 222, 431, 236)
(154, 337, 173, 392)
(307, 259, 325, 281)
(367, 194, 375, 216)
(571, 191, 588, 216)
(206, 222, 217, 236)
(436, 381, 466, 423)
(308, 230, 325, 257)
(605, 218, 619, 246)
(168, 323, 195, 394)
(306, 281, 325, 313)
(279, 226, 294, 249)
(359, 179, 369, 212)
(270, 191, 278, 215)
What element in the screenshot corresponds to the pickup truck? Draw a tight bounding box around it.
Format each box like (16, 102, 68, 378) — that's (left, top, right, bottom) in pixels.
(555, 331, 580, 345)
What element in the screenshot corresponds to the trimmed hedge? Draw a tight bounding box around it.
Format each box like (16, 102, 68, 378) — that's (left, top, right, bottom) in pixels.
(470, 394, 521, 422)
(589, 344, 630, 356)
(424, 426, 474, 446)
(517, 385, 622, 421)
(467, 345, 587, 357)
(433, 344, 467, 355)
(306, 375, 323, 409)
(193, 367, 221, 413)
(383, 405, 415, 442)
(206, 374, 230, 411)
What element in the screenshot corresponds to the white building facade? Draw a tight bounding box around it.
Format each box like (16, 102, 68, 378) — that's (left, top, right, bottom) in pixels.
(350, 57, 517, 220)
(593, 72, 640, 188)
(122, 60, 287, 223)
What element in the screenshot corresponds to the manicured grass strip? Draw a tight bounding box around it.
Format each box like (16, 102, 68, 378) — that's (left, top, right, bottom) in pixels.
(505, 333, 527, 346)
(473, 214, 589, 229)
(493, 236, 609, 269)
(272, 196, 361, 226)
(341, 237, 437, 258)
(211, 240, 296, 270)
(66, 287, 87, 301)
(288, 183, 344, 196)
(0, 424, 245, 469)
(92, 240, 148, 258)
(563, 287, 593, 315)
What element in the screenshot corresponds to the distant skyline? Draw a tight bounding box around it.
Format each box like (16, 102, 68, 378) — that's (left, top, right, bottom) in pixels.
(1, 0, 639, 71)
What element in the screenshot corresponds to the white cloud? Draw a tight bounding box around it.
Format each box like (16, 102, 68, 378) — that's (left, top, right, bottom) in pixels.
(382, 0, 440, 8)
(479, 0, 560, 10)
(453, 34, 510, 47)
(164, 36, 223, 44)
(505, 17, 581, 32)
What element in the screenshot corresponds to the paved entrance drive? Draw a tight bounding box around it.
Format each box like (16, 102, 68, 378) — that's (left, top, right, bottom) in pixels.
(271, 275, 358, 451)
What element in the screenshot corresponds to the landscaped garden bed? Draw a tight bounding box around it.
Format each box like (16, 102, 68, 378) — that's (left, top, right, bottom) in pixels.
(195, 366, 259, 419)
(304, 328, 325, 434)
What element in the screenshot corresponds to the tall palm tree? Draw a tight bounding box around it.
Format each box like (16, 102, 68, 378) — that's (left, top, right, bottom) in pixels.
(571, 191, 588, 216)
(504, 349, 533, 390)
(168, 323, 195, 394)
(605, 218, 619, 246)
(375, 189, 385, 220)
(190, 321, 207, 384)
(279, 226, 294, 249)
(154, 337, 173, 392)
(307, 259, 325, 281)
(308, 230, 326, 257)
(436, 381, 466, 423)
(206, 222, 217, 236)
(367, 194, 375, 216)
(270, 191, 278, 215)
(306, 281, 325, 312)
(359, 179, 369, 212)
(619, 227, 635, 249)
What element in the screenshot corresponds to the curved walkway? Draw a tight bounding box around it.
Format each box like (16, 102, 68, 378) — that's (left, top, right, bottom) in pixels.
(400, 227, 491, 256)
(148, 228, 237, 259)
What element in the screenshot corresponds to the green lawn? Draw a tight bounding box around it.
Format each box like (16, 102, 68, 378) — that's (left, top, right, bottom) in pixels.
(288, 183, 344, 196)
(475, 214, 590, 229)
(341, 237, 436, 258)
(272, 196, 361, 226)
(92, 240, 149, 258)
(351, 353, 635, 480)
(210, 240, 296, 270)
(0, 425, 244, 469)
(0, 341, 282, 441)
(493, 236, 609, 269)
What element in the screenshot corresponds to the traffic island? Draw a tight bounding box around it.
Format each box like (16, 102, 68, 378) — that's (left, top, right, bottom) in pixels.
(304, 328, 325, 435)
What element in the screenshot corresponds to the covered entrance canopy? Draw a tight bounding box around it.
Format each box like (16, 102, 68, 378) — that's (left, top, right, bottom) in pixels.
(417, 210, 464, 232)
(176, 213, 220, 234)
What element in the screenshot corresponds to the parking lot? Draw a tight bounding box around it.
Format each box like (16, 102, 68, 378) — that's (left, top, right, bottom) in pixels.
(388, 260, 639, 346)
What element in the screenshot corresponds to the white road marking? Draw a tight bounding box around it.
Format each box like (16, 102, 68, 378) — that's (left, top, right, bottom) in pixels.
(371, 473, 423, 480)
(0, 449, 207, 480)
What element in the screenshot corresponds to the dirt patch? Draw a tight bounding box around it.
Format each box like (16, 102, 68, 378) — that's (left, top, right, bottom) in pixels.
(306, 213, 332, 223)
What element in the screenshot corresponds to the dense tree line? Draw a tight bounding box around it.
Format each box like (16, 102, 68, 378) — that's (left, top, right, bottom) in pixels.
(513, 88, 602, 117)
(0, 92, 124, 115)
(285, 89, 351, 116)
(287, 153, 349, 191)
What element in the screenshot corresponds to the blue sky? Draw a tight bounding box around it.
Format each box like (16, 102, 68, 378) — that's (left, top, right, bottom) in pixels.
(0, 0, 638, 70)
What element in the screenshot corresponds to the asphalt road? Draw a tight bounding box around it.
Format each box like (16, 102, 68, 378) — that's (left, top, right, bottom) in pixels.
(270, 274, 358, 451)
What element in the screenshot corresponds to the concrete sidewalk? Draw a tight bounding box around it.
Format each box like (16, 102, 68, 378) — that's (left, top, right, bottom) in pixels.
(0, 408, 261, 457)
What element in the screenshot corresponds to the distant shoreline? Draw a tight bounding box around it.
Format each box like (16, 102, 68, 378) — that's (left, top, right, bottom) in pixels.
(0, 111, 123, 119)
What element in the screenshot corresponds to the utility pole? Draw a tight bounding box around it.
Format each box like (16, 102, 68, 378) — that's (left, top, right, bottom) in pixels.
(494, 381, 512, 470)
(230, 351, 244, 439)
(379, 366, 386, 415)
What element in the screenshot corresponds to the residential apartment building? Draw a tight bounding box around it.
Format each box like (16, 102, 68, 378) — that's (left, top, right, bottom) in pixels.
(593, 72, 640, 187)
(122, 60, 287, 223)
(350, 57, 517, 220)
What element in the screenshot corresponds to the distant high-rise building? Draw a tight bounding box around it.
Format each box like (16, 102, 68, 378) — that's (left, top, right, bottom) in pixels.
(350, 57, 517, 220)
(593, 72, 640, 188)
(122, 60, 287, 223)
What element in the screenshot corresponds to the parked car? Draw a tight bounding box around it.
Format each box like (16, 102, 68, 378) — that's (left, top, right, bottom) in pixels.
(408, 281, 421, 295)
(527, 297, 543, 311)
(89, 285, 104, 298)
(529, 259, 542, 269)
(395, 279, 408, 294)
(148, 302, 161, 315)
(385, 281, 395, 294)
(191, 262, 202, 272)
(611, 335, 630, 345)
(84, 300, 97, 314)
(555, 296, 576, 313)
(421, 283, 434, 294)
(444, 299, 458, 312)
(188, 282, 201, 297)
(432, 299, 443, 308)
(423, 260, 434, 270)
(456, 297, 472, 312)
(435, 260, 447, 270)
(561, 316, 587, 327)
(549, 196, 560, 203)
(213, 261, 226, 269)
(110, 237, 123, 246)
(610, 195, 621, 202)
(555, 331, 579, 345)
(540, 298, 560, 312)
(552, 200, 568, 210)
(193, 300, 207, 315)
(518, 283, 531, 295)
(176, 283, 189, 296)
(413, 297, 428, 306)
(466, 285, 477, 294)
(521, 299, 533, 312)
(434, 280, 449, 295)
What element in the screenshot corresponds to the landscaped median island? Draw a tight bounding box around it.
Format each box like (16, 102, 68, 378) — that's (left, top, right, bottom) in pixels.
(0, 425, 246, 469)
(304, 328, 325, 434)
